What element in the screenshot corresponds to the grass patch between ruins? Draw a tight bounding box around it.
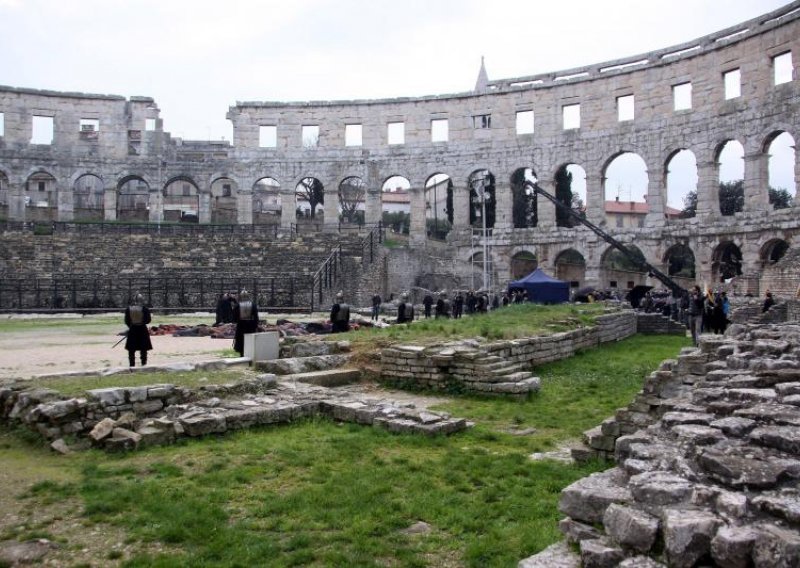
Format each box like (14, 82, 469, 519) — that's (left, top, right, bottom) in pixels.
(0, 331, 689, 567)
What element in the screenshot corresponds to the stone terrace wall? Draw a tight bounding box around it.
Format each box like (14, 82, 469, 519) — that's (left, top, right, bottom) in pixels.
(381, 311, 635, 395)
(537, 325, 800, 567)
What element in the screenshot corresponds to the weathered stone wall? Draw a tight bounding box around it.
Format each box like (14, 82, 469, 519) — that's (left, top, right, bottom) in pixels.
(635, 312, 687, 335)
(380, 311, 635, 395)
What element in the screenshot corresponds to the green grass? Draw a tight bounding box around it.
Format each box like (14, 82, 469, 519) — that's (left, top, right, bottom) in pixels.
(0, 333, 689, 567)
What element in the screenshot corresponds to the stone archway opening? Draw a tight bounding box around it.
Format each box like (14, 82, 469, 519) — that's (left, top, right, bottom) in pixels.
(510, 251, 537, 280)
(338, 177, 365, 226)
(511, 167, 537, 228)
(712, 241, 743, 282)
(760, 239, 789, 266)
(663, 243, 696, 289)
(469, 169, 496, 230)
(295, 177, 324, 222)
(665, 149, 698, 219)
(425, 173, 452, 240)
(117, 176, 149, 221)
(73, 174, 104, 221)
(555, 164, 586, 227)
(381, 175, 410, 234)
(766, 131, 796, 208)
(24, 171, 57, 221)
(253, 177, 280, 225)
(163, 177, 199, 223)
(210, 177, 238, 224)
(0, 170, 8, 215)
(554, 249, 585, 289)
(601, 244, 648, 290)
(717, 140, 744, 216)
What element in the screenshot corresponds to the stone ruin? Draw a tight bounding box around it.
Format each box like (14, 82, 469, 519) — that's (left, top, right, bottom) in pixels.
(520, 323, 800, 568)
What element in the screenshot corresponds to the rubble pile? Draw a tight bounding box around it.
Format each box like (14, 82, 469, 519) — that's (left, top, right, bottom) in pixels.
(522, 324, 800, 567)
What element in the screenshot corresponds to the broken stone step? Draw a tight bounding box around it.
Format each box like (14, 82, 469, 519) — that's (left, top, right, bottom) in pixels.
(283, 368, 362, 387)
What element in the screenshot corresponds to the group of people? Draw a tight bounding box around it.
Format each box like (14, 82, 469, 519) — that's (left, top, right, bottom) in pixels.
(684, 286, 732, 345)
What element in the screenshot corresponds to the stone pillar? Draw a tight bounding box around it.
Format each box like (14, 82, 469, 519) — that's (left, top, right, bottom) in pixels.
(279, 188, 294, 228)
(364, 187, 382, 226)
(408, 186, 426, 246)
(584, 262, 602, 288)
(57, 185, 74, 222)
(323, 187, 339, 232)
(148, 189, 163, 222)
(103, 186, 117, 221)
(7, 182, 25, 221)
(696, 160, 719, 219)
(585, 172, 604, 224)
(493, 180, 512, 230)
(743, 152, 769, 212)
(537, 178, 556, 229)
(452, 185, 470, 230)
(644, 169, 665, 227)
(237, 191, 253, 224)
(198, 192, 211, 224)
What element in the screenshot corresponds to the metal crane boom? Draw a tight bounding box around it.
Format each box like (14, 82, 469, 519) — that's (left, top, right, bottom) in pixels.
(524, 181, 686, 296)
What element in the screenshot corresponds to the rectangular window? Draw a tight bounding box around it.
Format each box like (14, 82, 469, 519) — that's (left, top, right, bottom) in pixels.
(31, 115, 54, 144)
(79, 118, 99, 132)
(774, 51, 793, 85)
(431, 118, 448, 142)
(182, 183, 191, 196)
(223, 184, 232, 197)
(616, 214, 624, 228)
(301, 125, 319, 148)
(617, 95, 634, 121)
(38, 181, 46, 192)
(0, 112, 4, 137)
(259, 125, 277, 148)
(387, 121, 404, 145)
(345, 124, 362, 146)
(516, 110, 534, 134)
(724, 69, 741, 99)
(562, 104, 580, 129)
(145, 118, 156, 131)
(473, 114, 491, 129)
(673, 82, 692, 110)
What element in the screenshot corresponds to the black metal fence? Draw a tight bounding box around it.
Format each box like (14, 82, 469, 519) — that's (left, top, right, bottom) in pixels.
(0, 221, 284, 238)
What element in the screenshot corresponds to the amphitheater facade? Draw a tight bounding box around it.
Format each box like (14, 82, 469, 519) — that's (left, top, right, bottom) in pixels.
(1, 2, 799, 305)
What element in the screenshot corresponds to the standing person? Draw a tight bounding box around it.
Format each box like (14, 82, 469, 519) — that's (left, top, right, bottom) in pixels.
(476, 292, 487, 313)
(687, 286, 705, 346)
(466, 290, 477, 314)
(423, 293, 434, 319)
(762, 291, 775, 313)
(124, 293, 152, 367)
(233, 290, 259, 355)
(453, 291, 464, 319)
(396, 292, 415, 323)
(720, 292, 730, 334)
(371, 292, 382, 321)
(330, 291, 351, 333)
(435, 291, 451, 319)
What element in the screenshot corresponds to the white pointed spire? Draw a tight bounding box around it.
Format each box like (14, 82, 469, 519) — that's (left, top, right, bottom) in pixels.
(475, 56, 489, 93)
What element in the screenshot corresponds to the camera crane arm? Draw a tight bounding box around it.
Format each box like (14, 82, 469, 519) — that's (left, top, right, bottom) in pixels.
(524, 181, 686, 296)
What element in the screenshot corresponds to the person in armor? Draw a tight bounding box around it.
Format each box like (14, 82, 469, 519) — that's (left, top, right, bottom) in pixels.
(397, 292, 415, 324)
(371, 293, 382, 321)
(233, 290, 259, 355)
(422, 293, 433, 318)
(124, 293, 152, 367)
(330, 291, 351, 333)
(453, 291, 464, 319)
(435, 291, 451, 319)
(214, 292, 236, 326)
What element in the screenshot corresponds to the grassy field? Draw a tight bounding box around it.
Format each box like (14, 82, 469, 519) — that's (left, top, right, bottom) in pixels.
(0, 332, 689, 567)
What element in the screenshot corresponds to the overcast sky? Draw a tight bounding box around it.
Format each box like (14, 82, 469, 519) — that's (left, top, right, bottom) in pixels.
(0, 0, 795, 205)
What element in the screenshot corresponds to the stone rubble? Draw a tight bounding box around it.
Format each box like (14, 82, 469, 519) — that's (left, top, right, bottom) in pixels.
(519, 324, 800, 567)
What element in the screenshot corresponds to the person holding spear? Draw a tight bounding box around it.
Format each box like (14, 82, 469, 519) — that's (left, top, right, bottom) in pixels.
(124, 293, 152, 367)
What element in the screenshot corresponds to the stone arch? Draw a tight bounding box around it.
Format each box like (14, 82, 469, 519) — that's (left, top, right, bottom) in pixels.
(554, 248, 586, 288)
(511, 167, 537, 228)
(252, 177, 281, 224)
(763, 130, 797, 204)
(715, 139, 744, 216)
(0, 168, 9, 211)
(663, 243, 696, 280)
(163, 175, 200, 223)
(24, 169, 58, 219)
(510, 250, 538, 280)
(295, 176, 324, 221)
(73, 173, 104, 220)
(600, 244, 648, 289)
(424, 173, 451, 239)
(760, 238, 790, 266)
(711, 241, 743, 282)
(603, 151, 649, 204)
(665, 149, 698, 218)
(210, 176, 239, 223)
(381, 175, 410, 234)
(554, 163, 586, 227)
(338, 176, 365, 225)
(468, 169, 496, 229)
(117, 175, 150, 221)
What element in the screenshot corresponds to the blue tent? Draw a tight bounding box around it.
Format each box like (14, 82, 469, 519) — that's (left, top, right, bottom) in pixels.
(508, 268, 570, 304)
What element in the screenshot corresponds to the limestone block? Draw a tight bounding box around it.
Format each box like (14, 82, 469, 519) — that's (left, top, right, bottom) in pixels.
(662, 508, 722, 568)
(752, 491, 800, 524)
(86, 388, 126, 406)
(749, 426, 800, 455)
(698, 449, 789, 489)
(126, 387, 148, 403)
(558, 517, 602, 543)
(132, 400, 164, 415)
(709, 417, 756, 437)
(579, 536, 625, 568)
(752, 524, 800, 568)
(603, 503, 659, 552)
(710, 525, 758, 568)
(629, 471, 694, 508)
(89, 417, 116, 442)
(559, 468, 633, 524)
(180, 413, 227, 436)
(517, 541, 580, 568)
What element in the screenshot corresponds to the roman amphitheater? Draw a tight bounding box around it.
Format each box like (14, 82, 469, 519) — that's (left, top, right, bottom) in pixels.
(1, 2, 799, 309)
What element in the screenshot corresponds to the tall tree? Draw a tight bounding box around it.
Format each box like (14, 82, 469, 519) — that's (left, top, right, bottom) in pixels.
(769, 186, 794, 209)
(555, 167, 576, 227)
(680, 190, 697, 218)
(719, 180, 744, 216)
(510, 169, 536, 228)
(338, 178, 365, 223)
(296, 177, 324, 219)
